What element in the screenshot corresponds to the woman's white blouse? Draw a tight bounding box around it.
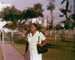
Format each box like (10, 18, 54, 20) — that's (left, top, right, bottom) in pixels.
(27, 31, 46, 60)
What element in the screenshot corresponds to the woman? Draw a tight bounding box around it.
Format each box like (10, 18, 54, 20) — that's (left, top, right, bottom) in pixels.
(25, 23, 47, 60)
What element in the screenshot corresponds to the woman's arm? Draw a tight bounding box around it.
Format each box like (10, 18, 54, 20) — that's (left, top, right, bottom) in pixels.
(37, 39, 48, 47)
(24, 42, 28, 60)
(41, 39, 47, 46)
(25, 42, 28, 52)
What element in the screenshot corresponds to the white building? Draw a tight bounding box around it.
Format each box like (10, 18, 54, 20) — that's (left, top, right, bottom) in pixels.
(0, 2, 11, 11)
(29, 18, 49, 27)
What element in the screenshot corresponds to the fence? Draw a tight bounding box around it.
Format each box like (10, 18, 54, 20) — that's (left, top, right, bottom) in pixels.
(43, 29, 75, 38)
(0, 29, 75, 44)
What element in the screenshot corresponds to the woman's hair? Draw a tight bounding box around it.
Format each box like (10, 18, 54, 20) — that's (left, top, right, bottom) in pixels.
(26, 23, 38, 36)
(31, 23, 37, 28)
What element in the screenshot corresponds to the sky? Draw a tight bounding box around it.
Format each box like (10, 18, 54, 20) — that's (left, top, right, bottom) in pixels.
(0, 0, 67, 22)
(0, 0, 74, 30)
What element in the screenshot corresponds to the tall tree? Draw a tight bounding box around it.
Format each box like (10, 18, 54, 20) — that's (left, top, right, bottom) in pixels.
(34, 3, 43, 17)
(60, 0, 75, 24)
(3, 23, 16, 30)
(47, 0, 55, 30)
(25, 3, 43, 19)
(2, 6, 20, 27)
(61, 20, 72, 29)
(1, 6, 27, 32)
(1, 3, 44, 32)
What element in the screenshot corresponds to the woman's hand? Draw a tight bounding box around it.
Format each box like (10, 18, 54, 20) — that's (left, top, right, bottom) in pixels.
(37, 39, 47, 47)
(37, 44, 43, 47)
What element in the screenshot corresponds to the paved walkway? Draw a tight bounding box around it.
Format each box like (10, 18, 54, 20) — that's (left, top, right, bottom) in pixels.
(0, 40, 25, 60)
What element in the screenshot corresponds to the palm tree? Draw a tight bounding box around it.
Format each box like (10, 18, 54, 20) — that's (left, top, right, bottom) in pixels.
(47, 0, 55, 30)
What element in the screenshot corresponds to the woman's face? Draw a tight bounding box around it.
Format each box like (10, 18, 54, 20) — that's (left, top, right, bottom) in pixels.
(30, 24, 37, 33)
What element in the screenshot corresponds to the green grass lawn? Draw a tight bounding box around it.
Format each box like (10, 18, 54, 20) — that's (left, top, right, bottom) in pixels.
(0, 45, 4, 60)
(11, 36, 75, 60)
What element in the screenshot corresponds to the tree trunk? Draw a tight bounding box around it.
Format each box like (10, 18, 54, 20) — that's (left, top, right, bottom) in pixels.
(65, 0, 75, 23)
(51, 9, 54, 30)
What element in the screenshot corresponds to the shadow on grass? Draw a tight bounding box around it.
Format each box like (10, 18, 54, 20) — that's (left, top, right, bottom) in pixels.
(47, 44, 75, 52)
(13, 37, 27, 44)
(62, 40, 75, 43)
